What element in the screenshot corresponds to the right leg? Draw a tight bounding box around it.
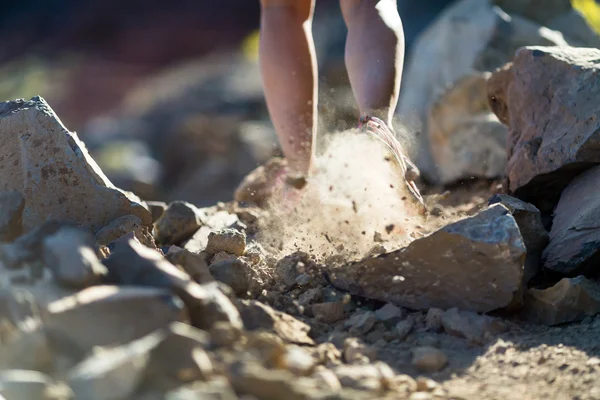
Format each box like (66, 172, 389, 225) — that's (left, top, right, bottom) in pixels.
(259, 0, 318, 177)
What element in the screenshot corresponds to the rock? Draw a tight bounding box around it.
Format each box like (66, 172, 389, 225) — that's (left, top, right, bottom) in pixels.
(67, 331, 164, 400)
(234, 157, 288, 207)
(398, 0, 569, 180)
(42, 226, 107, 288)
(228, 361, 324, 400)
(522, 276, 600, 325)
(395, 317, 415, 341)
(183, 210, 240, 253)
(374, 303, 405, 327)
(142, 322, 213, 391)
(488, 194, 549, 283)
(488, 46, 600, 211)
(209, 257, 266, 297)
(104, 237, 243, 331)
(154, 201, 206, 245)
(165, 246, 213, 284)
(210, 251, 237, 265)
(345, 311, 377, 336)
(327, 204, 526, 313)
(0, 288, 52, 370)
(0, 220, 65, 270)
(238, 300, 314, 345)
(284, 346, 315, 376)
(41, 285, 185, 357)
(95, 214, 156, 249)
(441, 308, 507, 343)
(0, 191, 25, 242)
(146, 201, 167, 223)
(542, 165, 600, 275)
(0, 370, 55, 400)
(425, 308, 444, 332)
(205, 229, 246, 257)
(298, 288, 322, 307)
(427, 73, 507, 184)
(0, 97, 151, 232)
(275, 252, 322, 291)
(311, 302, 345, 324)
(312, 368, 342, 392)
(332, 363, 389, 391)
(343, 338, 376, 364)
(411, 347, 448, 372)
(163, 377, 237, 400)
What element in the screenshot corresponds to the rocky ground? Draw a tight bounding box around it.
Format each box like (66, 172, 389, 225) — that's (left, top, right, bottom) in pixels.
(1, 2, 600, 400)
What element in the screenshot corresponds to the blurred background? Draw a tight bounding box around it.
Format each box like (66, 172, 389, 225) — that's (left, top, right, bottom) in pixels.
(1, 0, 599, 207)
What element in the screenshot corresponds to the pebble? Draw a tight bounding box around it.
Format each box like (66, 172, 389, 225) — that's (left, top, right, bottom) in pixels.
(412, 347, 448, 372)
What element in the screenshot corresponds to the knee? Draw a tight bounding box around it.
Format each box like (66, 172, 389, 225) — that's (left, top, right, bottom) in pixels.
(340, 0, 400, 26)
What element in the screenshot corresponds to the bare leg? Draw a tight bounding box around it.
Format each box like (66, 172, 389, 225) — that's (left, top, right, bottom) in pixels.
(340, 0, 405, 127)
(259, 0, 318, 176)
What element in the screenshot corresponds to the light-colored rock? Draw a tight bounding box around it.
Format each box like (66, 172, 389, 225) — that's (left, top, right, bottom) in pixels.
(0, 97, 151, 233)
(542, 165, 600, 275)
(42, 226, 107, 288)
(427, 73, 507, 184)
(0, 191, 25, 242)
(165, 246, 213, 284)
(164, 377, 237, 400)
(41, 285, 186, 355)
(375, 303, 405, 327)
(205, 229, 246, 257)
(441, 308, 507, 343)
(284, 346, 315, 376)
(183, 210, 240, 253)
(153, 201, 206, 245)
(398, 0, 568, 180)
(327, 204, 525, 313)
(487, 46, 600, 211)
(412, 347, 448, 372)
(522, 276, 600, 325)
(95, 214, 156, 249)
(238, 300, 314, 345)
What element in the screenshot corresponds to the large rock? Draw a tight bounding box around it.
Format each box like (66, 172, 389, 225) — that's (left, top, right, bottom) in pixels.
(488, 194, 549, 283)
(542, 165, 600, 275)
(487, 46, 600, 212)
(427, 73, 507, 184)
(522, 276, 600, 325)
(327, 204, 525, 313)
(0, 191, 25, 242)
(398, 0, 569, 180)
(0, 97, 151, 232)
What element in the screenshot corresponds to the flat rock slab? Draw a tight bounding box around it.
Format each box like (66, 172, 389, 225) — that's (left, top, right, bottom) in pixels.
(542, 165, 600, 275)
(326, 204, 526, 313)
(487, 46, 600, 211)
(0, 97, 151, 232)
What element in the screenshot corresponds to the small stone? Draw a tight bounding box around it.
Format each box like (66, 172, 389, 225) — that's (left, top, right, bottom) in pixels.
(95, 214, 156, 249)
(142, 322, 213, 391)
(332, 364, 385, 391)
(275, 252, 316, 291)
(345, 311, 377, 335)
(67, 331, 164, 400)
(522, 276, 600, 326)
(312, 368, 341, 391)
(238, 300, 313, 345)
(154, 201, 206, 245)
(409, 392, 434, 400)
(297, 287, 322, 307)
(146, 201, 167, 223)
(312, 302, 345, 323)
(0, 370, 55, 400)
(42, 226, 107, 288)
(415, 377, 439, 392)
(183, 210, 240, 253)
(209, 321, 242, 348)
(343, 338, 376, 364)
(209, 258, 251, 296)
(205, 229, 246, 257)
(441, 308, 507, 343)
(165, 247, 213, 284)
(295, 274, 311, 286)
(425, 308, 444, 332)
(395, 317, 415, 341)
(0, 191, 24, 242)
(375, 303, 405, 326)
(41, 285, 185, 357)
(411, 347, 448, 372)
(284, 346, 315, 376)
(210, 251, 237, 265)
(0, 220, 65, 270)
